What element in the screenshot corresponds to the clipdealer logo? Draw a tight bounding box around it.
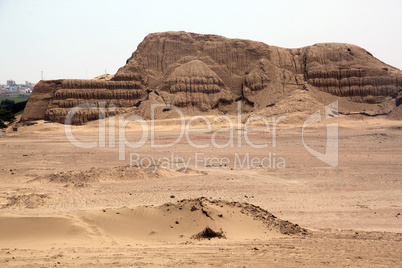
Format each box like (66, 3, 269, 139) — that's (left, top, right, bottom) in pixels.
(302, 101, 338, 167)
(64, 101, 338, 171)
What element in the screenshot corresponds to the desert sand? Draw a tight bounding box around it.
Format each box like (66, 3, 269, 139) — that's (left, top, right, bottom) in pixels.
(0, 113, 401, 267)
(1, 31, 402, 267)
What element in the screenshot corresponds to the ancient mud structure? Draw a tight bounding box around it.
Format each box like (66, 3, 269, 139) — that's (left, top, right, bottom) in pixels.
(22, 31, 402, 124)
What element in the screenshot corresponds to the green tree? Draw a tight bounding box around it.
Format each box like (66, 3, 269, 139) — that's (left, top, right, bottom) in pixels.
(6, 101, 27, 114)
(0, 99, 15, 106)
(0, 109, 15, 122)
(0, 120, 7, 129)
(0, 109, 15, 129)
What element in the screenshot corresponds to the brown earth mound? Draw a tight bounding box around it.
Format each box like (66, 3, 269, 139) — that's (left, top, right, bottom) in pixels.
(22, 31, 402, 124)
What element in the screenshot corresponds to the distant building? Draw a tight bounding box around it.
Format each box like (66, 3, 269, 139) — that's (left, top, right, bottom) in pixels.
(7, 80, 15, 86)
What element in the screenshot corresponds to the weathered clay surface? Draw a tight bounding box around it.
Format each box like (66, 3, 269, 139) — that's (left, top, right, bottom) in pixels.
(22, 31, 402, 124)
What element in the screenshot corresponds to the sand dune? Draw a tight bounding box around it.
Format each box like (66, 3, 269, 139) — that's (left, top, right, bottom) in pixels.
(77, 198, 306, 242)
(0, 115, 401, 267)
(0, 198, 306, 249)
(0, 216, 91, 248)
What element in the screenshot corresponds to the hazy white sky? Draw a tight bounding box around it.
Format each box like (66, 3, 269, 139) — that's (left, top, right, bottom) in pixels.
(0, 0, 401, 84)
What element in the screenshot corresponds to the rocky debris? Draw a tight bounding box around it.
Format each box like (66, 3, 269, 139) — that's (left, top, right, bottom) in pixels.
(2, 194, 50, 209)
(27, 165, 163, 187)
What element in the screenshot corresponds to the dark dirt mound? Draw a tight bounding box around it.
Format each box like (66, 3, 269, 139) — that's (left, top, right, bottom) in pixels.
(192, 226, 226, 240)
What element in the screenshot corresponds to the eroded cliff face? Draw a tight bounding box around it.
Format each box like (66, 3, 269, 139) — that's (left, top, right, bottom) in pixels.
(22, 79, 146, 124)
(303, 43, 402, 103)
(22, 31, 402, 124)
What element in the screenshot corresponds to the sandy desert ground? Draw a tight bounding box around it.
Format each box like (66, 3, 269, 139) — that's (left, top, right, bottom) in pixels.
(0, 114, 401, 267)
